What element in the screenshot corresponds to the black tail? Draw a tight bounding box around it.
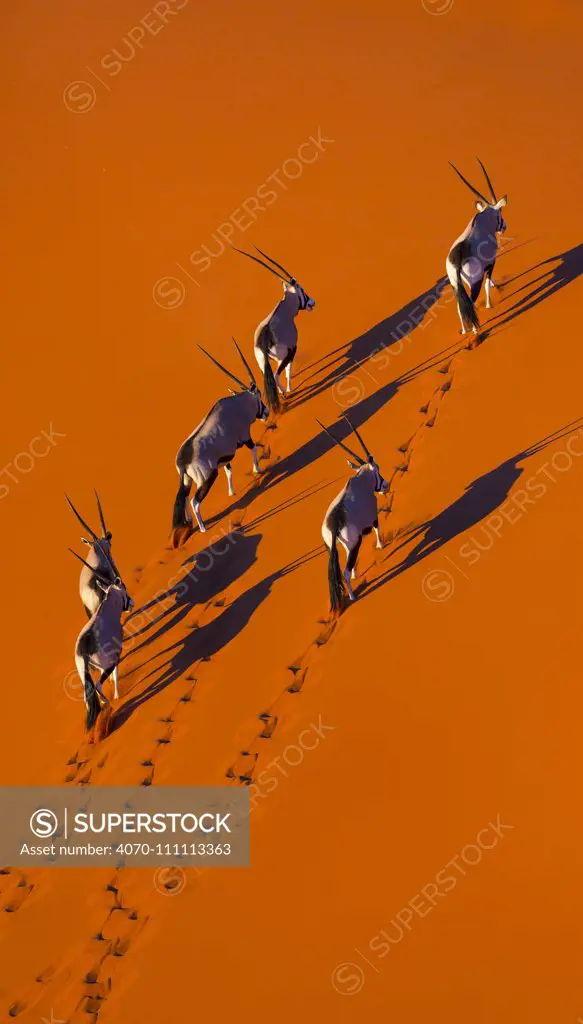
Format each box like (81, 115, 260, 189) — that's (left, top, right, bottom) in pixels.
(450, 243, 479, 332)
(83, 659, 101, 731)
(257, 325, 280, 412)
(327, 505, 347, 614)
(172, 471, 192, 529)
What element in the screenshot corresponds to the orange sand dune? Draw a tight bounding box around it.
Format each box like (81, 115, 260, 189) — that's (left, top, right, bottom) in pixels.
(1, 0, 582, 1021)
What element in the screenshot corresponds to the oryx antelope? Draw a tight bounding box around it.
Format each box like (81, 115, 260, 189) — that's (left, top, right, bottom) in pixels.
(320, 418, 389, 612)
(234, 245, 315, 412)
(66, 491, 133, 618)
(172, 339, 268, 540)
(70, 550, 132, 730)
(446, 159, 507, 337)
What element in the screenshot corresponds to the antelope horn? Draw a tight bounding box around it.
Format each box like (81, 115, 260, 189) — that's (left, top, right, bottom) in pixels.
(343, 415, 373, 461)
(66, 495, 119, 577)
(233, 247, 288, 282)
(94, 488, 108, 537)
(315, 419, 365, 466)
(232, 337, 257, 387)
(68, 548, 112, 585)
(65, 494, 99, 542)
(197, 344, 246, 391)
(476, 157, 497, 203)
(449, 162, 489, 205)
(253, 245, 295, 283)
(93, 487, 123, 576)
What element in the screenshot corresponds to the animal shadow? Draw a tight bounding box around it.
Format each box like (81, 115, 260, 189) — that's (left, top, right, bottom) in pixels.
(364, 418, 583, 595)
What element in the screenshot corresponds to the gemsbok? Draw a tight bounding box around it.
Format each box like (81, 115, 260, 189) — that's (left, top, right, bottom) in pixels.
(66, 491, 133, 617)
(70, 551, 132, 729)
(234, 245, 315, 411)
(320, 417, 389, 613)
(446, 159, 507, 338)
(171, 339, 268, 543)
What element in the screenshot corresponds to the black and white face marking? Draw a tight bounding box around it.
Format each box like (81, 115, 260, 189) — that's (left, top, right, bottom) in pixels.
(370, 460, 389, 494)
(284, 280, 315, 311)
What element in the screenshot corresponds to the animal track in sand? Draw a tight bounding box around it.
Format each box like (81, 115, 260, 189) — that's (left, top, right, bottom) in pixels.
(221, 317, 490, 791)
(37, 331, 484, 1017)
(1, 870, 34, 914)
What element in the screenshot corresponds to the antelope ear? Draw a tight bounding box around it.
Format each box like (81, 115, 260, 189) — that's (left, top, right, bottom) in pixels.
(346, 459, 359, 470)
(495, 195, 507, 209)
(81, 537, 91, 546)
(475, 201, 487, 212)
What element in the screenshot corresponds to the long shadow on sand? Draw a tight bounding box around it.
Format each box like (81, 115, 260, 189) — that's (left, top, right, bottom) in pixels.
(113, 546, 323, 728)
(292, 276, 448, 409)
(122, 531, 262, 661)
(482, 243, 583, 341)
(363, 418, 583, 599)
(211, 340, 463, 529)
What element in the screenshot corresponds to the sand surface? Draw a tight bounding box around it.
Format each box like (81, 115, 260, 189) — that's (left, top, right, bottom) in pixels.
(1, 0, 582, 1020)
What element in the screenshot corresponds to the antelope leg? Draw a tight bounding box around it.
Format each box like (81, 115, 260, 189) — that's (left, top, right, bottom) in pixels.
(224, 463, 235, 496)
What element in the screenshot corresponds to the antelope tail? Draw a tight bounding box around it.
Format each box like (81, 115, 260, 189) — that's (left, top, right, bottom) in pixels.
(327, 505, 348, 614)
(449, 242, 479, 332)
(81, 657, 101, 731)
(172, 471, 192, 529)
(256, 325, 280, 412)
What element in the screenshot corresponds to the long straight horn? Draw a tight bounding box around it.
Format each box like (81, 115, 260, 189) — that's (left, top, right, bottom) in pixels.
(476, 157, 497, 203)
(232, 337, 257, 387)
(315, 419, 364, 465)
(449, 162, 489, 205)
(68, 547, 111, 583)
(253, 246, 294, 283)
(94, 488, 108, 537)
(233, 247, 287, 282)
(93, 493, 122, 577)
(196, 344, 246, 390)
(343, 415, 373, 461)
(65, 494, 99, 542)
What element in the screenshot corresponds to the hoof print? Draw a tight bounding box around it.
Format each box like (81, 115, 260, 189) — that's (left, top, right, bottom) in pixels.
(259, 715, 278, 739)
(419, 403, 429, 414)
(315, 622, 336, 646)
(287, 667, 307, 693)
